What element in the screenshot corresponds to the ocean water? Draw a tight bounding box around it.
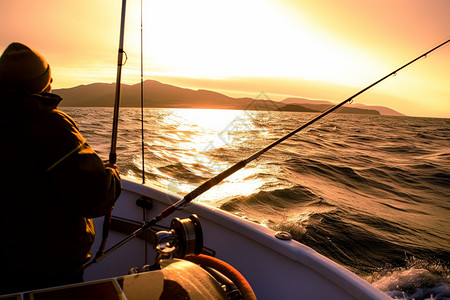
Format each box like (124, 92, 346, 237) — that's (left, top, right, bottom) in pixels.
(65, 107, 450, 299)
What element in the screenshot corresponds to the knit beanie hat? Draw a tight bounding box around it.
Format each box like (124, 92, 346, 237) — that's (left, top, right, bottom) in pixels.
(0, 42, 52, 94)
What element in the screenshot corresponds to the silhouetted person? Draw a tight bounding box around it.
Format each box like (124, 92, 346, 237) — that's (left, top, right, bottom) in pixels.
(0, 42, 122, 295)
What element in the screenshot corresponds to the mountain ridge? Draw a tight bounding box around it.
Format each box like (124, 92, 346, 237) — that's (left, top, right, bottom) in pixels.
(55, 80, 404, 116)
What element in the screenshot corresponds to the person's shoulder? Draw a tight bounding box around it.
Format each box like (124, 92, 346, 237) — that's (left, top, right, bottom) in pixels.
(44, 109, 79, 128)
(51, 109, 74, 120)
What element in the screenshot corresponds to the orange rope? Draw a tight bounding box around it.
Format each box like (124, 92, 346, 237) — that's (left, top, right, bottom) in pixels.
(186, 254, 257, 300)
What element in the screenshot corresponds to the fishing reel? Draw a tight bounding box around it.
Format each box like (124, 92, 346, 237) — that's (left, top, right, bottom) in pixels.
(151, 214, 203, 268)
(130, 214, 256, 300)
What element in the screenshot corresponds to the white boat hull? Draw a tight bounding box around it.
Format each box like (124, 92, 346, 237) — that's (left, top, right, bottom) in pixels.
(84, 178, 389, 299)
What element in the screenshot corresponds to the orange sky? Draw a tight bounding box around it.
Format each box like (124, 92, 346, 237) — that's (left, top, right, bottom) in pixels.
(0, 0, 449, 117)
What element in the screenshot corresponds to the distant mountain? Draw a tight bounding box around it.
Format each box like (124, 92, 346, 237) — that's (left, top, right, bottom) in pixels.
(279, 104, 320, 113)
(281, 97, 404, 116)
(56, 80, 283, 110)
(55, 80, 402, 116)
(282, 97, 333, 105)
(351, 103, 404, 116)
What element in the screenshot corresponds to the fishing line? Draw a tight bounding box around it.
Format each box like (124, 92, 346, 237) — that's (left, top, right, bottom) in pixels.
(140, 0, 145, 185)
(83, 38, 449, 269)
(140, 0, 150, 266)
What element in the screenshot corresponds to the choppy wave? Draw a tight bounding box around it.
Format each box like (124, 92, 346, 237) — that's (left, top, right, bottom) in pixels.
(66, 107, 450, 299)
(370, 259, 450, 300)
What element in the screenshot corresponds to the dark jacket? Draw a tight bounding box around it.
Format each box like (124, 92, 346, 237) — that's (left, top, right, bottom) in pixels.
(0, 92, 121, 294)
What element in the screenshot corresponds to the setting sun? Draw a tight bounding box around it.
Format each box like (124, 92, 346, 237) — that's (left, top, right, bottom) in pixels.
(125, 0, 383, 84)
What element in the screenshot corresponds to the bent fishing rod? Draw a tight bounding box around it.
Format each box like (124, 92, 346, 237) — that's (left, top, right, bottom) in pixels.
(84, 39, 449, 269)
(150, 38, 450, 221)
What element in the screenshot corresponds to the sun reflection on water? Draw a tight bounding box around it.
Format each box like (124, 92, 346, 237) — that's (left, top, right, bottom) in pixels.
(160, 108, 265, 152)
(140, 108, 280, 203)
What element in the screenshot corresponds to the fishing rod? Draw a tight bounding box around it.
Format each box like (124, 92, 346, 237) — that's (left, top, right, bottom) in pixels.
(83, 39, 449, 269)
(150, 38, 450, 222)
(86, 0, 128, 269)
(109, 0, 127, 165)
